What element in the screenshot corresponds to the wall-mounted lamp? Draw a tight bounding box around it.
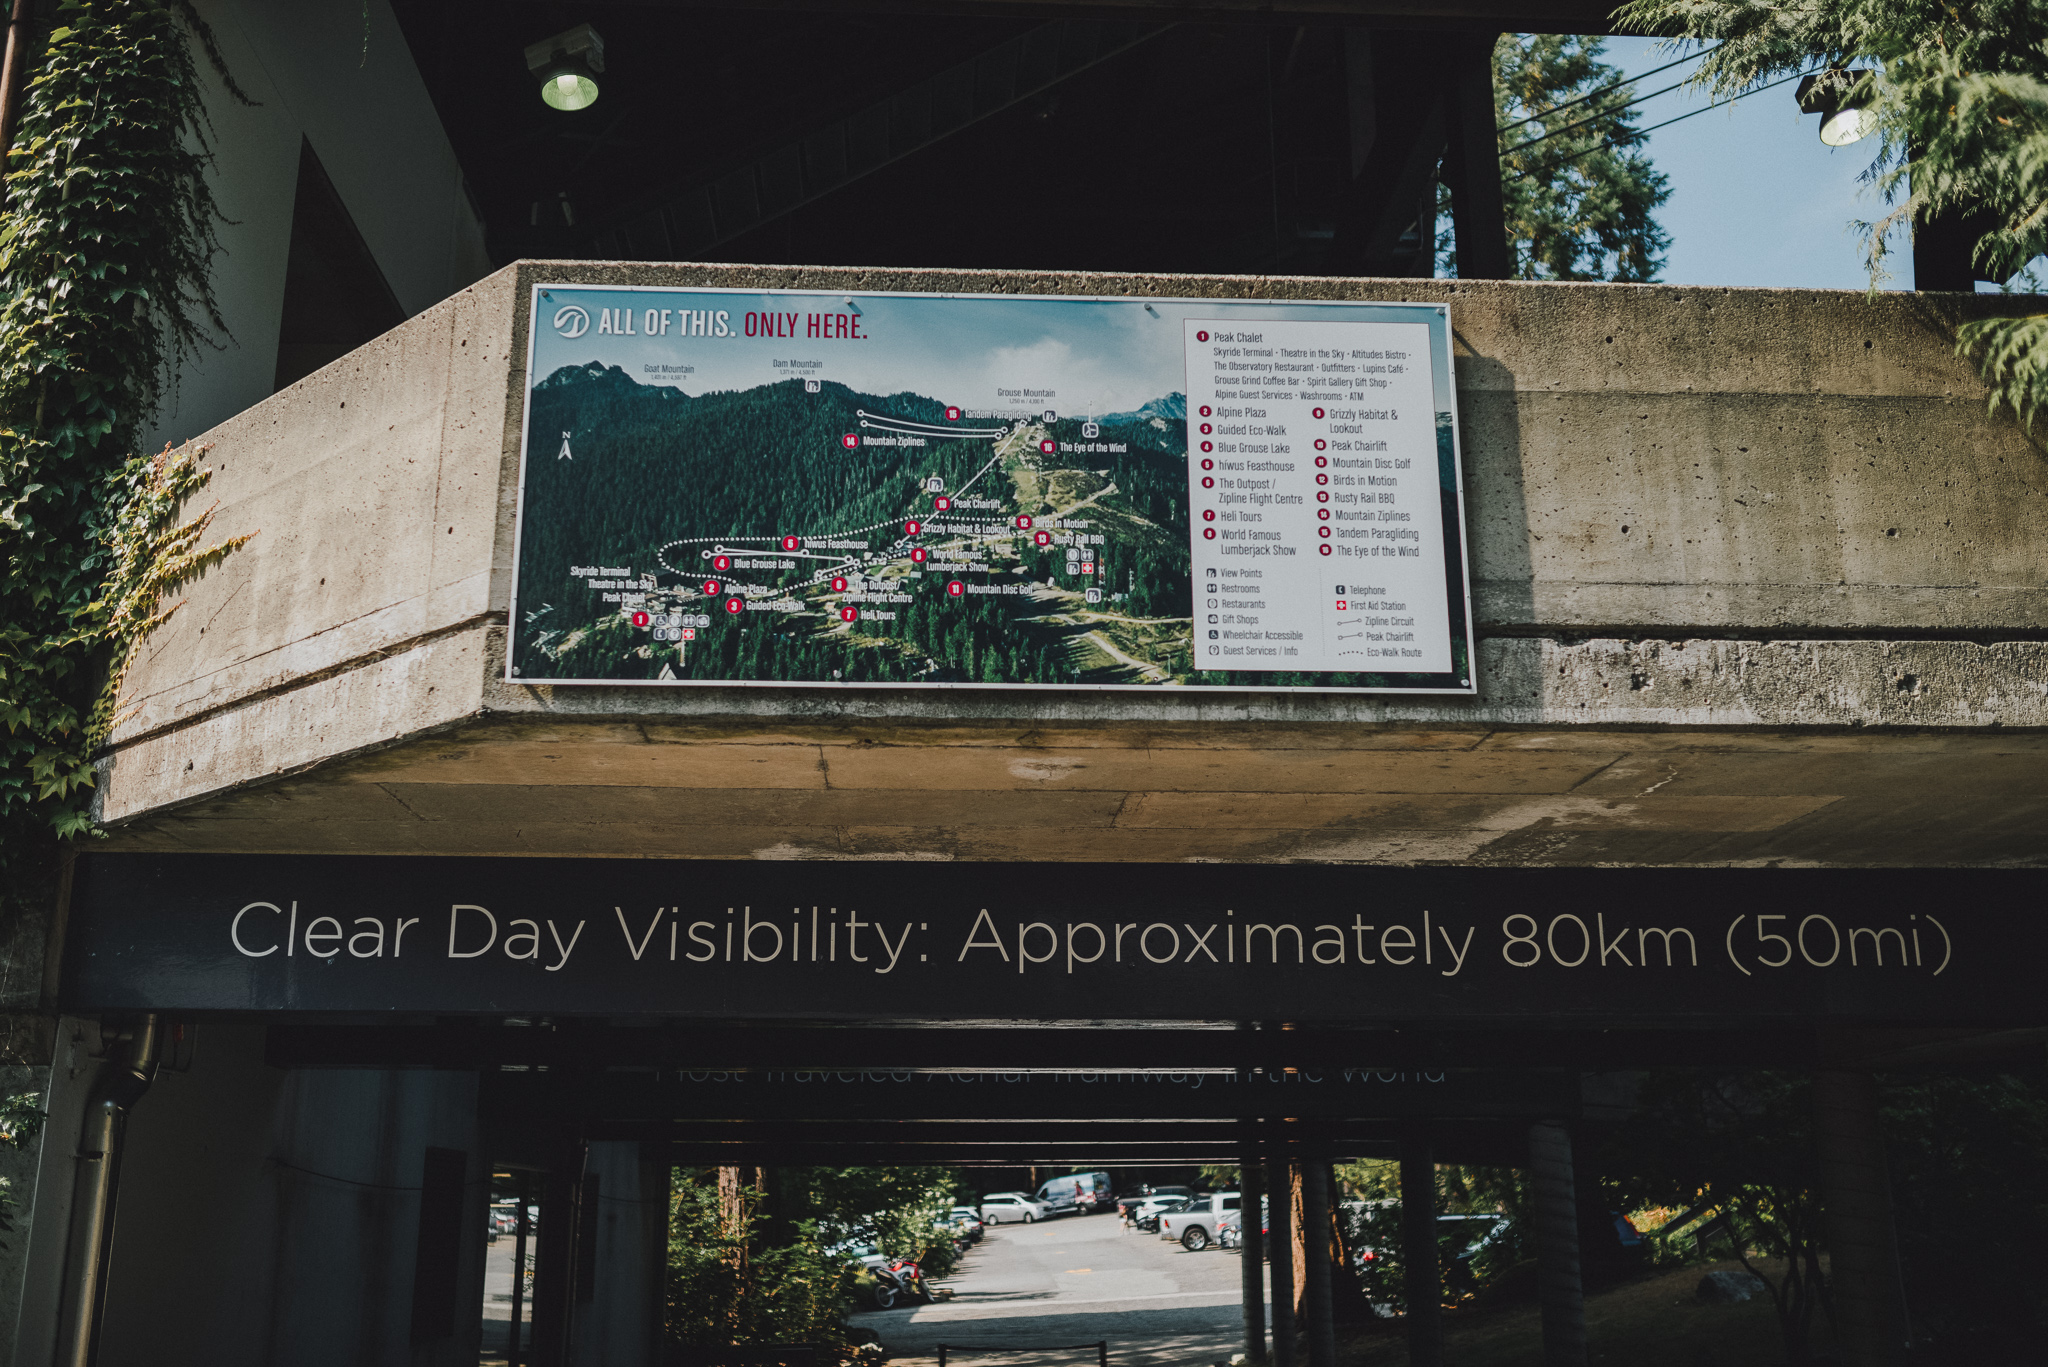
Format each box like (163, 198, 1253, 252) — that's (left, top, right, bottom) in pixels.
(526, 24, 604, 113)
(1796, 68, 1876, 147)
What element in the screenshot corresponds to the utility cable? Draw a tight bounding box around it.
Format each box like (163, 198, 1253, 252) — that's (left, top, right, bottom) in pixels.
(1496, 43, 1720, 135)
(1501, 70, 1807, 186)
(1501, 73, 1708, 156)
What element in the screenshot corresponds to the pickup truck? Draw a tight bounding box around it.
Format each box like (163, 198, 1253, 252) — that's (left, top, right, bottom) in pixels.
(1158, 1191, 1242, 1251)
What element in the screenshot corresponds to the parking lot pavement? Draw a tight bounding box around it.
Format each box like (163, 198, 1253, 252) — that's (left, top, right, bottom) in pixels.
(848, 1211, 1266, 1367)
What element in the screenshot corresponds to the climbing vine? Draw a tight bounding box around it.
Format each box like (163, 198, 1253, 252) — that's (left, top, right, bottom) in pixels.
(0, 3, 250, 962)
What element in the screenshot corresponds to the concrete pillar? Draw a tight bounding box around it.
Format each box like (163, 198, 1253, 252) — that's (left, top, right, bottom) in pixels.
(1299, 1161, 1338, 1367)
(1241, 1160, 1267, 1362)
(1528, 1120, 1587, 1367)
(1264, 1157, 1296, 1367)
(1814, 1071, 1908, 1367)
(1398, 1134, 1441, 1367)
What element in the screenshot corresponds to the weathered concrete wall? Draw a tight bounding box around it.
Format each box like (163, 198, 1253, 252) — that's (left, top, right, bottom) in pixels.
(91, 263, 2048, 864)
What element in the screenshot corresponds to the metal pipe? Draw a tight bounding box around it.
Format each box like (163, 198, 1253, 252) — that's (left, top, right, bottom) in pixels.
(0, 0, 33, 158)
(1528, 1120, 1587, 1367)
(1240, 1159, 1267, 1362)
(53, 1015, 160, 1367)
(1299, 1162, 1337, 1367)
(1264, 1157, 1296, 1367)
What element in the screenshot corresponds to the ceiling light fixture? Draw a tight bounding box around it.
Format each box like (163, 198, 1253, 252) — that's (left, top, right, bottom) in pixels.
(525, 24, 604, 113)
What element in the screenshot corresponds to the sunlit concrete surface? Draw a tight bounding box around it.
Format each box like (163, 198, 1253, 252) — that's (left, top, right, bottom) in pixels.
(852, 1209, 1260, 1367)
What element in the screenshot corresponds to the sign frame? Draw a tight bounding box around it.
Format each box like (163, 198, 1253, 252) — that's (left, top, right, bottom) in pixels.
(506, 283, 1479, 696)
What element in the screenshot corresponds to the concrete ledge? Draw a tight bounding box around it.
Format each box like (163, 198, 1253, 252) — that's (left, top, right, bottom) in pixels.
(487, 635, 2048, 730)
(95, 627, 490, 825)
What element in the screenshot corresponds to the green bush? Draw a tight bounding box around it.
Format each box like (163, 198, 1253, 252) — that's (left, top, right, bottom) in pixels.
(665, 1177, 857, 1353)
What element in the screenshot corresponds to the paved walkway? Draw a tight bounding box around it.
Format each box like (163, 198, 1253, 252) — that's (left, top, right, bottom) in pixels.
(850, 1210, 1266, 1367)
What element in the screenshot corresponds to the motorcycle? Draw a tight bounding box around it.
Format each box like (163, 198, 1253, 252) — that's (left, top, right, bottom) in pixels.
(869, 1255, 935, 1309)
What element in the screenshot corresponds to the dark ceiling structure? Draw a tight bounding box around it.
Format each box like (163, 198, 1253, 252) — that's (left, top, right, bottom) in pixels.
(391, 1, 1628, 279)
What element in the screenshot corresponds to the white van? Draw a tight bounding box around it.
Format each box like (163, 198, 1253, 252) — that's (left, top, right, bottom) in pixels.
(1035, 1171, 1112, 1215)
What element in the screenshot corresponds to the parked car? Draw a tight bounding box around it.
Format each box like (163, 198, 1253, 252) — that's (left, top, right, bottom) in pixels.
(947, 1207, 986, 1242)
(1159, 1191, 1241, 1251)
(1035, 1170, 1113, 1215)
(978, 1192, 1050, 1224)
(1118, 1184, 1194, 1225)
(1132, 1193, 1195, 1234)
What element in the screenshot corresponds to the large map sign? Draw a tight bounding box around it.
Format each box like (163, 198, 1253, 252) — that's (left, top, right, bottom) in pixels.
(509, 286, 1475, 693)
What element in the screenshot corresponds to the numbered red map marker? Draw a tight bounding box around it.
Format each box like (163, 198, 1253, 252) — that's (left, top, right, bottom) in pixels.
(631, 611, 650, 627)
(904, 519, 922, 535)
(910, 547, 929, 564)
(840, 606, 859, 622)
(1039, 439, 1055, 454)
(945, 406, 961, 421)
(725, 597, 744, 613)
(830, 576, 849, 592)
(934, 496, 951, 511)
(1034, 530, 1052, 546)
(702, 580, 722, 595)
(781, 535, 801, 551)
(1015, 515, 1033, 530)
(841, 434, 858, 449)
(946, 580, 965, 597)
(713, 555, 731, 572)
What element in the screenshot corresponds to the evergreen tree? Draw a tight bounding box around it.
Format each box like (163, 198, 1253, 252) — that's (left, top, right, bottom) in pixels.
(1449, 34, 1673, 281)
(1616, 0, 2048, 431)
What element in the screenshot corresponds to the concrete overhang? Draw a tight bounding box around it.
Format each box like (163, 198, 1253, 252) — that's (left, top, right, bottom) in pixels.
(93, 264, 2048, 866)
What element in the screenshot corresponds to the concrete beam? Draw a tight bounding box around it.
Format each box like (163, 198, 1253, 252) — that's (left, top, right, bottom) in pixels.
(90, 263, 2048, 865)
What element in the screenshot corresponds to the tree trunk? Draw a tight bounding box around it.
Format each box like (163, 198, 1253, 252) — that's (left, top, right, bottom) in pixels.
(1323, 1164, 1374, 1322)
(1291, 1162, 1309, 1325)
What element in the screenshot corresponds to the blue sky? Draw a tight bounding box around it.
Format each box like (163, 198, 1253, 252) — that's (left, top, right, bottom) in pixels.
(1596, 37, 1908, 291)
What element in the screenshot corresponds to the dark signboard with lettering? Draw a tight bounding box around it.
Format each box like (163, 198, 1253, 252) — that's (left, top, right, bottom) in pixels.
(62, 856, 2039, 1029)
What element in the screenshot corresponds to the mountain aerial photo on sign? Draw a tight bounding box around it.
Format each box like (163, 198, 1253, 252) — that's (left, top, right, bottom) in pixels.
(508, 286, 1475, 693)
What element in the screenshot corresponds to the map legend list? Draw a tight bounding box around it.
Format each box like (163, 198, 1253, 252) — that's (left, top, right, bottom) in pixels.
(1184, 316, 1453, 674)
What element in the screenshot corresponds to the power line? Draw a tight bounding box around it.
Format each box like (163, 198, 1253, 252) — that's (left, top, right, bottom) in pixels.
(1496, 43, 1719, 136)
(1502, 73, 1708, 156)
(1502, 70, 1808, 187)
